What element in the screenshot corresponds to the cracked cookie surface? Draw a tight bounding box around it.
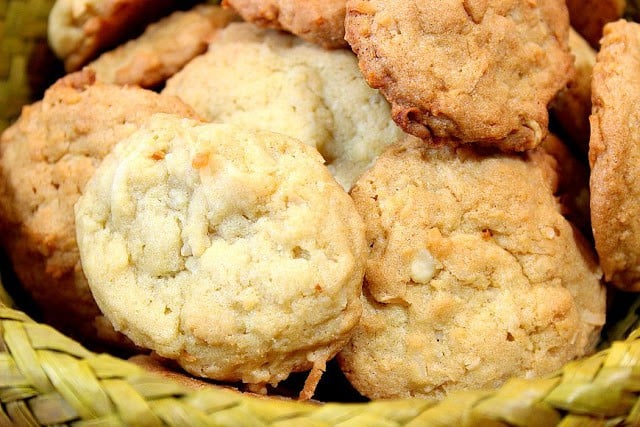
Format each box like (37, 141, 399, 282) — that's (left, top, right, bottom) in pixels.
(338, 136, 605, 400)
(344, 0, 574, 151)
(75, 114, 366, 387)
(589, 20, 640, 291)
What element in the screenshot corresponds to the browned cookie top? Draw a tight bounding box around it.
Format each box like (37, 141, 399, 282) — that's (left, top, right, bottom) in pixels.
(338, 136, 604, 400)
(344, 0, 574, 151)
(589, 19, 640, 291)
(222, 0, 347, 48)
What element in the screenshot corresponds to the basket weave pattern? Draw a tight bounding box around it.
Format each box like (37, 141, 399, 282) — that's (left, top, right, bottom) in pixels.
(3, 300, 640, 425)
(0, 0, 55, 132)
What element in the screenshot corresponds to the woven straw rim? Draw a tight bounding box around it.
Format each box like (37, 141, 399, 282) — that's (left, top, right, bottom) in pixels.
(3, 291, 640, 426)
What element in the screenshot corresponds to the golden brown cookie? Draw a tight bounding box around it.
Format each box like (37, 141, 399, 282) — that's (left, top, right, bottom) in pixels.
(222, 0, 347, 48)
(590, 19, 640, 291)
(344, 0, 575, 151)
(566, 0, 625, 47)
(0, 70, 199, 347)
(48, 0, 182, 71)
(163, 23, 405, 191)
(550, 28, 596, 152)
(75, 114, 366, 392)
(86, 4, 240, 88)
(338, 136, 605, 400)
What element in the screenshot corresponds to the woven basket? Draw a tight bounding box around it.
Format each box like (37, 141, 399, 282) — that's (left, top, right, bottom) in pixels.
(3, 1, 640, 425)
(0, 0, 63, 133)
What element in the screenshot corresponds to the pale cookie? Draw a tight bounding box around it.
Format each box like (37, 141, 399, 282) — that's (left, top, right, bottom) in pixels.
(590, 20, 640, 291)
(338, 136, 605, 400)
(163, 22, 405, 190)
(87, 4, 240, 88)
(566, 0, 625, 47)
(48, 0, 182, 71)
(550, 28, 596, 152)
(222, 0, 347, 48)
(344, 0, 575, 151)
(74, 114, 366, 391)
(0, 70, 198, 347)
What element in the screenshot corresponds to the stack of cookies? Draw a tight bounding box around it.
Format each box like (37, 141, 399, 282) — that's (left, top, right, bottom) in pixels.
(2, 0, 636, 403)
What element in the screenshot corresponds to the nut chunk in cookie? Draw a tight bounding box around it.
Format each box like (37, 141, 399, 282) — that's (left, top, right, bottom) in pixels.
(75, 114, 366, 394)
(0, 70, 199, 348)
(590, 20, 640, 291)
(338, 136, 605, 400)
(344, 0, 575, 151)
(222, 0, 347, 49)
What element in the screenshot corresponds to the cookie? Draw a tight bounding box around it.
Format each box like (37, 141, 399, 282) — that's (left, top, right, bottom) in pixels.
(221, 0, 347, 48)
(344, 0, 574, 151)
(566, 0, 625, 47)
(74, 114, 366, 392)
(0, 70, 199, 347)
(86, 4, 240, 88)
(48, 0, 182, 71)
(163, 22, 405, 190)
(338, 136, 605, 400)
(589, 19, 640, 291)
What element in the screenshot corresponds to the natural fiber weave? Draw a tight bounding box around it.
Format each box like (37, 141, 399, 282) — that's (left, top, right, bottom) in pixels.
(0, 0, 58, 132)
(3, 297, 640, 426)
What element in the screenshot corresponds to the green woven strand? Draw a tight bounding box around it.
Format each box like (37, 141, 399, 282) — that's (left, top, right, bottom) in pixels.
(148, 398, 212, 427)
(0, 277, 13, 309)
(28, 392, 79, 425)
(38, 351, 115, 420)
(22, 323, 92, 359)
(0, 0, 57, 132)
(86, 354, 147, 380)
(0, 353, 29, 389)
(624, 395, 640, 425)
(5, 400, 39, 427)
(405, 390, 488, 426)
(100, 379, 163, 427)
(72, 415, 126, 426)
(3, 321, 53, 393)
(556, 415, 611, 426)
(470, 377, 561, 427)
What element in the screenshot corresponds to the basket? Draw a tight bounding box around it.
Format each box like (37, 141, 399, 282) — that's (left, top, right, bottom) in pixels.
(2, 1, 640, 425)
